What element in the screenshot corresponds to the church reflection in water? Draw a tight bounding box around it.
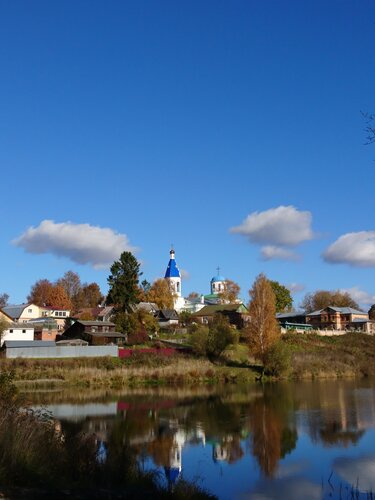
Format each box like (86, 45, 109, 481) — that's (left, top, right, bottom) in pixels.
(36, 378, 375, 486)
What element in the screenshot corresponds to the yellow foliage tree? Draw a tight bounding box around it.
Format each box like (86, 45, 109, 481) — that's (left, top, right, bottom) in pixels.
(247, 274, 280, 369)
(146, 279, 175, 309)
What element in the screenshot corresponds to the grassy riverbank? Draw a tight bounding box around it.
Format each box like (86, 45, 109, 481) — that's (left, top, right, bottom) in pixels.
(1, 353, 259, 388)
(2, 332, 375, 388)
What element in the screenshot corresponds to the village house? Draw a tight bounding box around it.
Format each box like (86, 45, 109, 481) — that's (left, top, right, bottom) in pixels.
(2, 303, 42, 323)
(27, 318, 59, 341)
(0, 323, 34, 346)
(192, 303, 250, 329)
(62, 320, 126, 346)
(306, 306, 375, 333)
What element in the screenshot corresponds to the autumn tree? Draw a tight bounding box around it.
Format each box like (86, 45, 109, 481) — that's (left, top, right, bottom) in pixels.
(268, 280, 293, 312)
(247, 274, 280, 371)
(301, 290, 359, 313)
(0, 293, 9, 308)
(0, 317, 9, 345)
(107, 252, 142, 312)
(56, 271, 81, 301)
(45, 285, 72, 309)
(187, 291, 200, 301)
(369, 304, 375, 320)
(218, 279, 241, 303)
(145, 279, 175, 309)
(27, 279, 54, 306)
(75, 283, 104, 310)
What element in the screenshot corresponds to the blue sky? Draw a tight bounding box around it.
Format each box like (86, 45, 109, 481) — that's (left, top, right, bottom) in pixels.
(1, 0, 375, 308)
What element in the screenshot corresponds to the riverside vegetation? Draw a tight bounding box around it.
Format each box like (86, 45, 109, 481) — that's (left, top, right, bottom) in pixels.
(0, 372, 215, 499)
(2, 330, 375, 389)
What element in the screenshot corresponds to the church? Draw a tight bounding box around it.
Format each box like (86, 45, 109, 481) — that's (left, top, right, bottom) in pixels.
(164, 248, 231, 313)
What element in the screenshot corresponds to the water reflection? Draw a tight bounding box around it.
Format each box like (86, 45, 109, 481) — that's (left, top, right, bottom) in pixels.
(26, 379, 375, 498)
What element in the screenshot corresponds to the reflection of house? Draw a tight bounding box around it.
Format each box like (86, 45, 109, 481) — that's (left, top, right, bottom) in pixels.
(62, 320, 126, 345)
(192, 303, 250, 329)
(306, 307, 375, 332)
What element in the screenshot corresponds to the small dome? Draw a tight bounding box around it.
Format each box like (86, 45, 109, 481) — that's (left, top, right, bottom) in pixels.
(211, 275, 226, 283)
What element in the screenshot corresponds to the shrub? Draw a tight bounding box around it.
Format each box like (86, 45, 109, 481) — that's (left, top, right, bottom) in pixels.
(190, 325, 209, 356)
(206, 315, 238, 359)
(263, 341, 291, 376)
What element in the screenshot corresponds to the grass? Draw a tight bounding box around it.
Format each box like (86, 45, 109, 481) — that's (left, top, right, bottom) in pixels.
(1, 353, 259, 388)
(282, 332, 375, 379)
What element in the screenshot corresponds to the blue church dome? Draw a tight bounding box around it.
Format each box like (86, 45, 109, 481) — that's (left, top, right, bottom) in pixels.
(164, 249, 181, 278)
(211, 275, 226, 283)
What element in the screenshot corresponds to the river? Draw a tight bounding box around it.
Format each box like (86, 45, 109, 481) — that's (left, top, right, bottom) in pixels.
(23, 379, 375, 499)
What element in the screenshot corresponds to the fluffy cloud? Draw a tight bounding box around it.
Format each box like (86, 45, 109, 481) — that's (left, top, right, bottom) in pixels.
(231, 206, 314, 246)
(231, 206, 314, 261)
(261, 246, 299, 261)
(340, 286, 375, 306)
(13, 220, 136, 269)
(323, 231, 375, 267)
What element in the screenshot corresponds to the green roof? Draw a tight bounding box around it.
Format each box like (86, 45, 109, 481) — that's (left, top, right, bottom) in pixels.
(193, 303, 248, 317)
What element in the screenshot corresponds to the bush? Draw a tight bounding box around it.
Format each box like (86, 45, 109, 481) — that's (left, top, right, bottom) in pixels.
(206, 315, 238, 359)
(263, 341, 291, 376)
(190, 325, 209, 356)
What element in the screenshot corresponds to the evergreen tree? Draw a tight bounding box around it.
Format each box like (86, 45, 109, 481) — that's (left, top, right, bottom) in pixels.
(107, 252, 142, 312)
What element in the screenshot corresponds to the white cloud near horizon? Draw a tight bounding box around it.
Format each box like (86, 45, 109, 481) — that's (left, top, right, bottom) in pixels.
(340, 286, 375, 307)
(13, 220, 137, 269)
(287, 283, 306, 295)
(323, 231, 375, 267)
(231, 206, 314, 261)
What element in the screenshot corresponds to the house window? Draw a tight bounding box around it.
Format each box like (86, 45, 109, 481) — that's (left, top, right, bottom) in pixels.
(22, 329, 26, 333)
(28, 309, 32, 313)
(59, 312, 63, 317)
(9, 329, 13, 333)
(63, 312, 66, 316)
(55, 312, 59, 316)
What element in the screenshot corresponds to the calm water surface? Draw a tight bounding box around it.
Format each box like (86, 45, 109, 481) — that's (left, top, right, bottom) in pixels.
(24, 379, 375, 499)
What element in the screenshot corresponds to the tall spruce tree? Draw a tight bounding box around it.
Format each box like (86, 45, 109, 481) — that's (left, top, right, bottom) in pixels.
(106, 252, 142, 312)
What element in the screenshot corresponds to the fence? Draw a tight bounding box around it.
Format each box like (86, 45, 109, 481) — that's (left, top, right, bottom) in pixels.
(6, 345, 119, 358)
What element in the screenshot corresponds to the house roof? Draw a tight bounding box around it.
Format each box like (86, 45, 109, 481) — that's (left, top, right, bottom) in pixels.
(158, 309, 179, 320)
(276, 311, 306, 319)
(308, 306, 367, 316)
(193, 303, 249, 317)
(96, 306, 114, 318)
(6, 322, 34, 329)
(134, 302, 159, 313)
(2, 304, 30, 319)
(77, 320, 115, 327)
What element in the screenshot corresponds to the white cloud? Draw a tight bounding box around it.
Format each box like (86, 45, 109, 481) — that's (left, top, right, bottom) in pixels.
(261, 245, 300, 261)
(333, 455, 375, 492)
(340, 286, 375, 306)
(180, 269, 190, 280)
(13, 220, 136, 269)
(230, 206, 314, 247)
(287, 283, 306, 295)
(323, 231, 375, 267)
